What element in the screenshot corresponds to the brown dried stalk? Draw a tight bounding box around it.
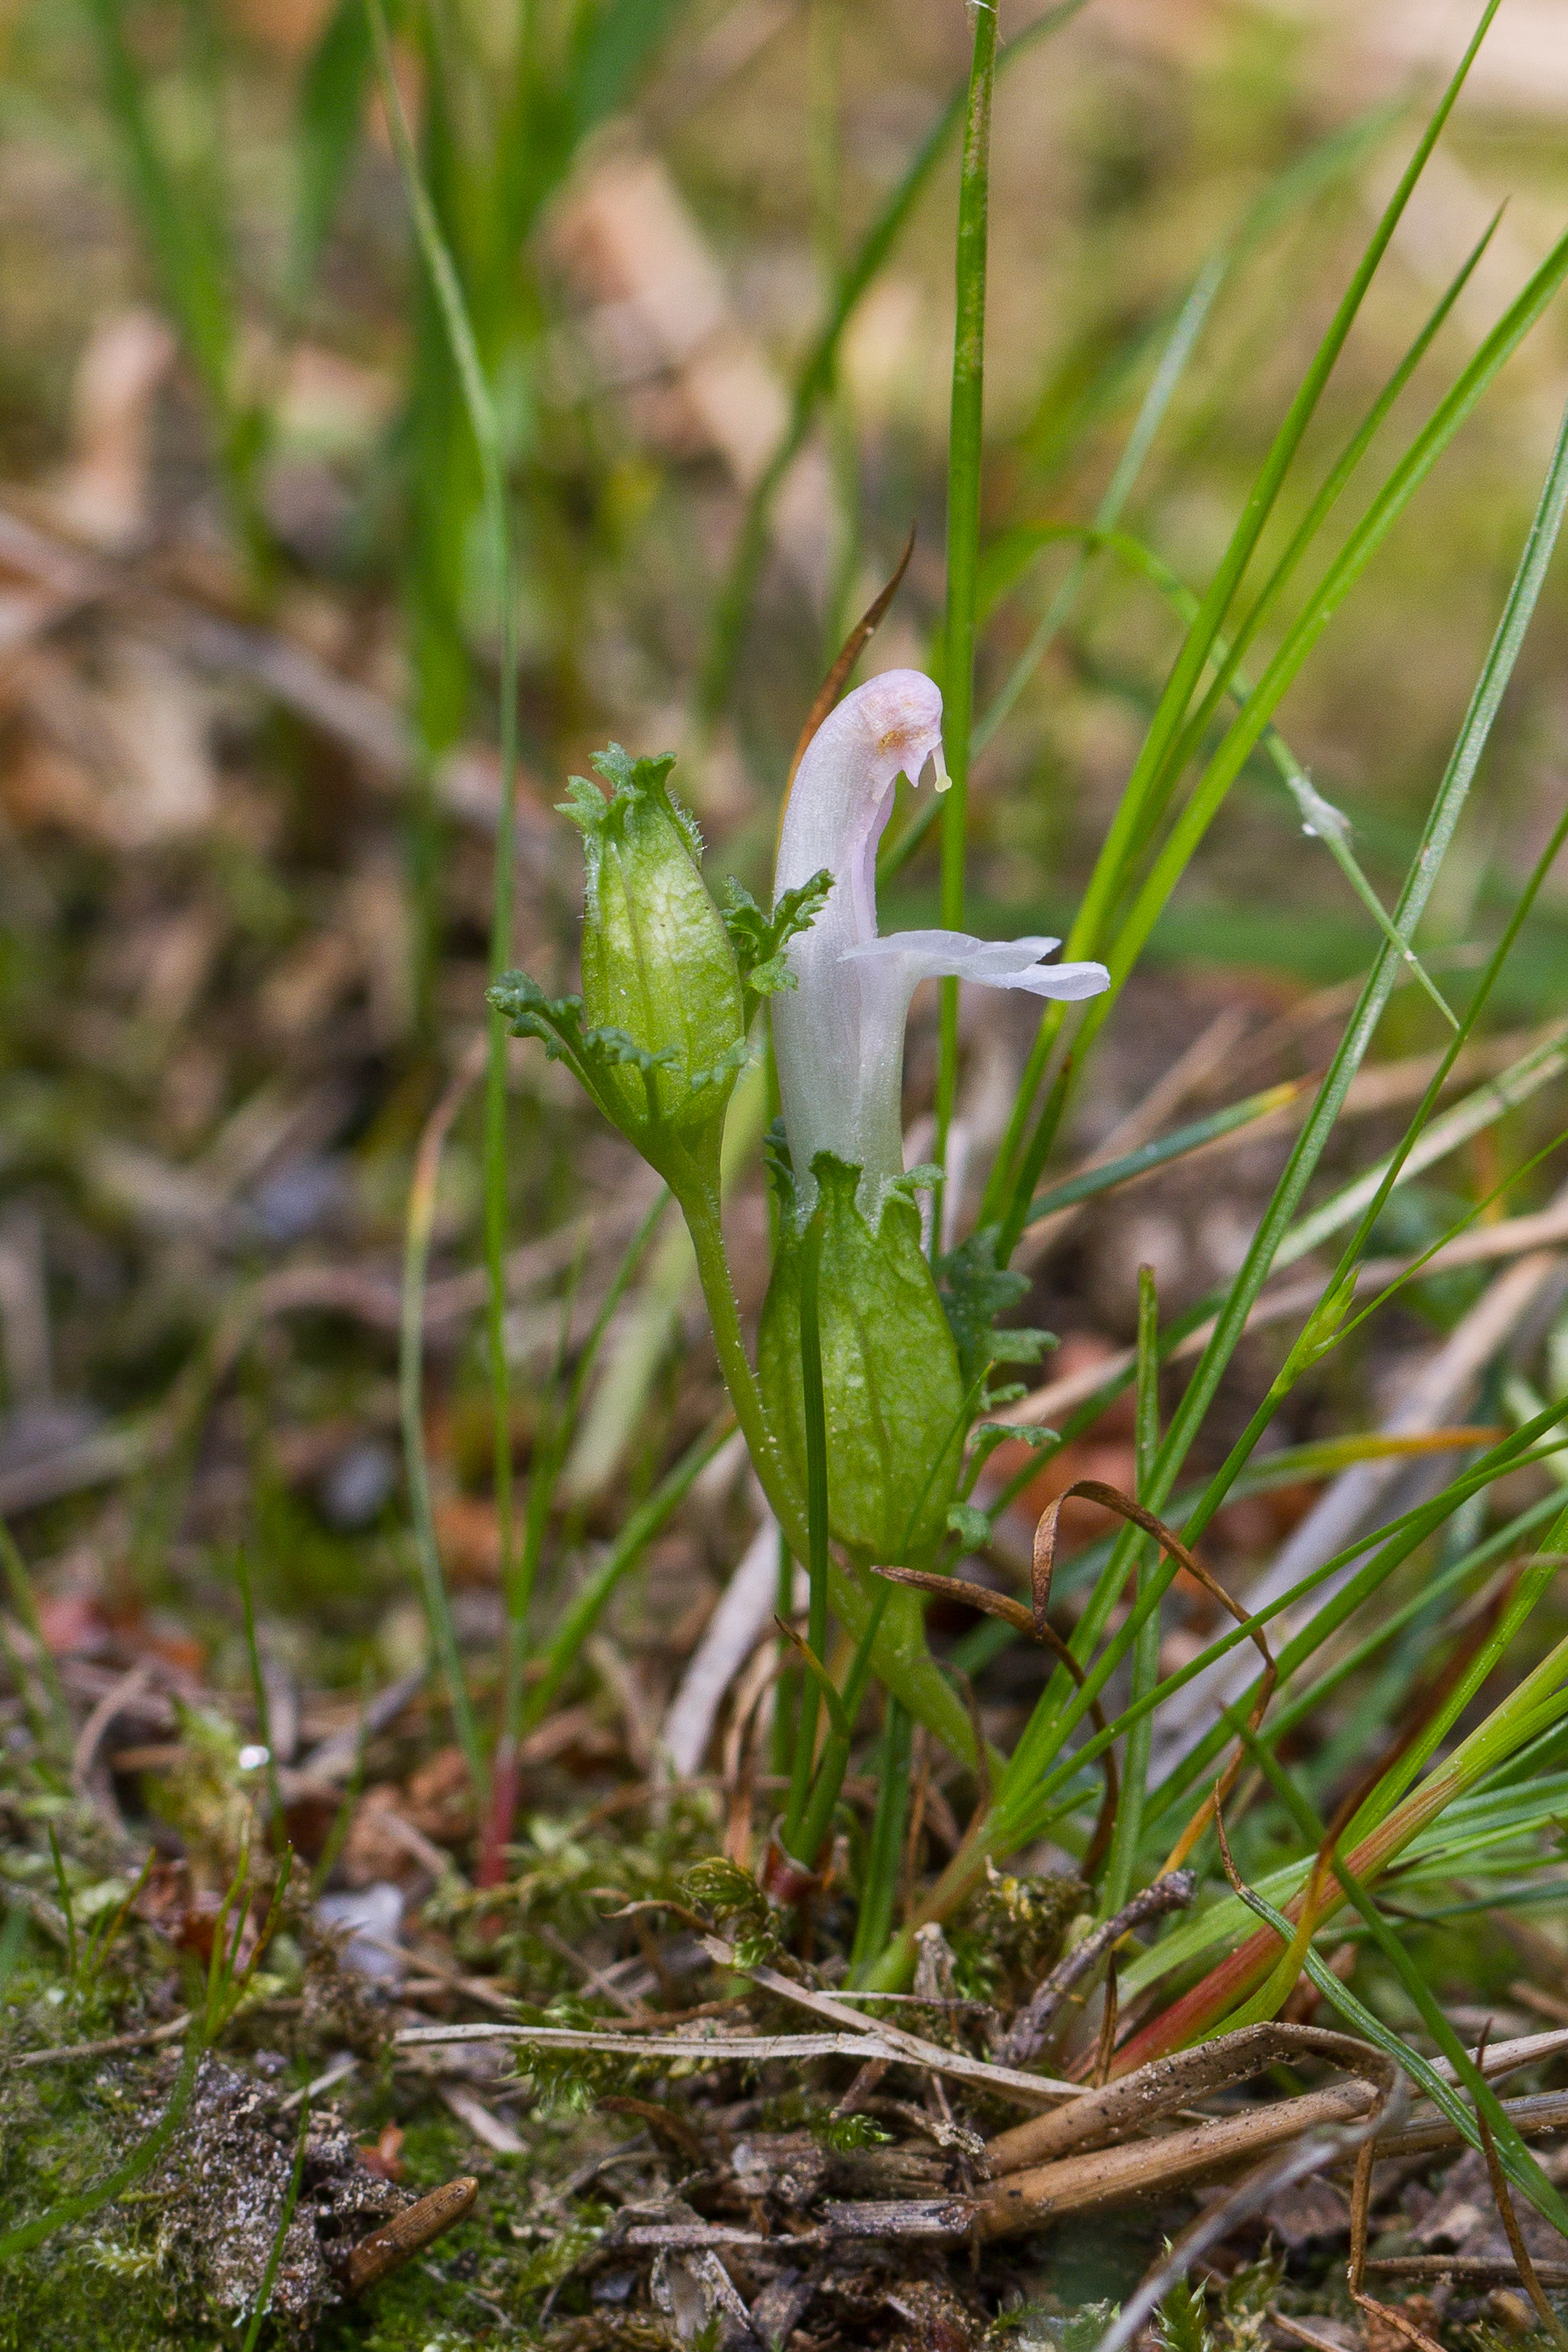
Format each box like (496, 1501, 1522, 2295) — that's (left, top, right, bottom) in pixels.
(992, 1869, 1195, 2068)
(786, 524, 917, 786)
(1476, 2106, 1568, 2349)
(976, 2020, 1397, 2244)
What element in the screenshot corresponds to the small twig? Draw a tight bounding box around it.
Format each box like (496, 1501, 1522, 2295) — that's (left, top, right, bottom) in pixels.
(71, 1657, 156, 1816)
(1348, 2293, 1446, 2352)
(279, 2052, 357, 2114)
(1348, 2138, 1375, 2292)
(1271, 2314, 1362, 2352)
(10, 2011, 192, 2068)
(1367, 2258, 1568, 2286)
(1091, 2124, 1383, 2352)
(534, 1919, 644, 2016)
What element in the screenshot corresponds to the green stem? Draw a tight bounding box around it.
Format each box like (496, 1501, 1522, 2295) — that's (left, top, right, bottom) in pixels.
(368, 0, 522, 1782)
(241, 2100, 312, 2352)
(521, 1418, 733, 1735)
(784, 1210, 830, 1857)
(399, 1058, 485, 1797)
(794, 1586, 890, 1866)
(1097, 1266, 1161, 1916)
(850, 1696, 913, 1981)
(0, 1515, 70, 1752)
(681, 1184, 802, 1551)
(933, 0, 998, 1226)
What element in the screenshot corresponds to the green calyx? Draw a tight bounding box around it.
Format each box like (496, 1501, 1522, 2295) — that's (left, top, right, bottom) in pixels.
(556, 744, 747, 1166)
(759, 1150, 969, 1567)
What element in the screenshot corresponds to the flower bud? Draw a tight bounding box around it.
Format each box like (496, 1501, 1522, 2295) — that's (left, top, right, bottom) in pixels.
(564, 746, 746, 1160)
(759, 1152, 967, 1566)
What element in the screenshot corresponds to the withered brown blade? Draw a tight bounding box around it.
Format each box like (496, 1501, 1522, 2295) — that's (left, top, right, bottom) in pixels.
(1032, 1478, 1278, 1878)
(342, 2175, 480, 2297)
(872, 1562, 1034, 1639)
(873, 1562, 1119, 1870)
(785, 522, 918, 788)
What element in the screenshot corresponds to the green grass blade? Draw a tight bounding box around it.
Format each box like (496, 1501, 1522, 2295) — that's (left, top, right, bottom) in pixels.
(570, 0, 687, 136)
(850, 1697, 913, 1982)
(698, 0, 1088, 720)
(1150, 207, 1504, 854)
(367, 0, 524, 1732)
(932, 0, 999, 1210)
(974, 99, 1404, 763)
(520, 1418, 734, 1736)
(999, 370, 1568, 1770)
(288, 0, 374, 304)
(1097, 1264, 1160, 1916)
(0, 1513, 70, 1753)
(82, 0, 234, 398)
(984, 0, 1505, 1220)
(1087, 224, 1568, 1036)
(1231, 1853, 1568, 2233)
(1087, 524, 1461, 1028)
(1023, 1079, 1305, 1226)
(1148, 1485, 1567, 1830)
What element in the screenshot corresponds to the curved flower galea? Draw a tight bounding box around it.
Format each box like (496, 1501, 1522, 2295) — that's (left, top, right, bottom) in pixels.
(758, 668, 1110, 1572)
(770, 668, 1110, 1210)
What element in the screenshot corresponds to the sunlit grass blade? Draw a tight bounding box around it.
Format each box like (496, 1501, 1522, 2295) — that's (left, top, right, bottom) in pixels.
(1096, 1264, 1160, 1918)
(1111, 1554, 1568, 2057)
(867, 1389, 1568, 1982)
(985, 378, 1568, 1817)
(1086, 524, 1461, 1028)
(1085, 225, 1568, 1035)
(1147, 1482, 1568, 1833)
(1144, 204, 1505, 869)
(1210, 1841, 1568, 2232)
(931, 0, 998, 1208)
(984, 0, 1505, 1222)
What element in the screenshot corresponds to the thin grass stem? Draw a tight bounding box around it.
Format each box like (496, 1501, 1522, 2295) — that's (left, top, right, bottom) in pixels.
(1098, 1266, 1161, 1915)
(398, 1042, 486, 1796)
(234, 1548, 284, 1849)
(932, 0, 998, 1230)
(784, 1211, 831, 1858)
(367, 0, 523, 1793)
(984, 0, 1506, 1226)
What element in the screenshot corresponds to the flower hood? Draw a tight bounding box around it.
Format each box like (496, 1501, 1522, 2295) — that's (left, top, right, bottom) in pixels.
(771, 668, 1110, 1202)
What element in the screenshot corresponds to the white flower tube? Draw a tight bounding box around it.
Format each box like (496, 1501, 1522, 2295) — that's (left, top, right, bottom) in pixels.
(771, 668, 1110, 1202)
